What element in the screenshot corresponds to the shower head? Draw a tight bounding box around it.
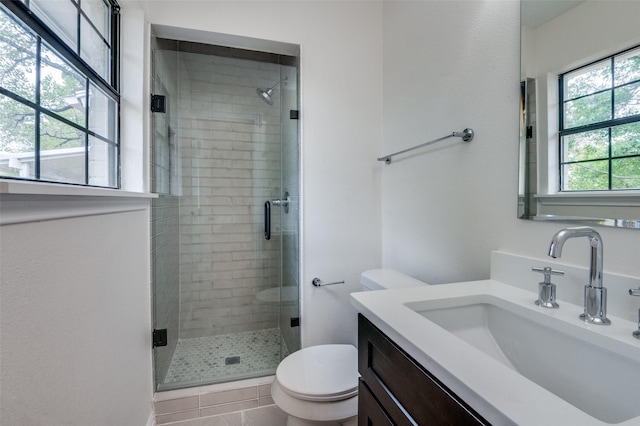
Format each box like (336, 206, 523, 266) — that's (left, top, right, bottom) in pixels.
(256, 87, 275, 105)
(256, 76, 288, 106)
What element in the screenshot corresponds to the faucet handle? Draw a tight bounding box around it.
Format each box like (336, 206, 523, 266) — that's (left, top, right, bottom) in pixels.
(629, 288, 640, 297)
(532, 267, 564, 309)
(532, 266, 565, 284)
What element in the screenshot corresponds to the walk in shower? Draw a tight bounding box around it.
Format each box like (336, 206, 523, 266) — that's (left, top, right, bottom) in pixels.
(150, 37, 300, 391)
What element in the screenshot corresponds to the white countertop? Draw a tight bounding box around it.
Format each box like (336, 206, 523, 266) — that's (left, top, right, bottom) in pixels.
(351, 280, 640, 426)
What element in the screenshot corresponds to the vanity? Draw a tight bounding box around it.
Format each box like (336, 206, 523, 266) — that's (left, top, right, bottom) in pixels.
(351, 252, 640, 425)
(358, 314, 487, 425)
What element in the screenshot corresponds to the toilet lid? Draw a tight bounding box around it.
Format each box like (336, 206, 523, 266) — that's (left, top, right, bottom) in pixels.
(276, 344, 359, 402)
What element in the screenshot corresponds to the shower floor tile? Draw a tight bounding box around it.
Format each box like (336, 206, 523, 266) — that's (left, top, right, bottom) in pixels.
(163, 328, 284, 386)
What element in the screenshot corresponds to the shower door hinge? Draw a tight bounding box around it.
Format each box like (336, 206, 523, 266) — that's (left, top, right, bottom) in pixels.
(289, 110, 299, 120)
(290, 317, 300, 327)
(151, 95, 166, 113)
(526, 126, 533, 139)
(153, 329, 168, 347)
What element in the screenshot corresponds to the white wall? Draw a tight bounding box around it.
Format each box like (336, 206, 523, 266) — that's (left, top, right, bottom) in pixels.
(382, 1, 520, 283)
(137, 1, 384, 347)
(0, 209, 153, 425)
(382, 1, 640, 297)
(0, 6, 154, 425)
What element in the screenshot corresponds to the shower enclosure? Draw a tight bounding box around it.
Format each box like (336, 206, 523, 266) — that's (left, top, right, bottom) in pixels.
(150, 38, 300, 391)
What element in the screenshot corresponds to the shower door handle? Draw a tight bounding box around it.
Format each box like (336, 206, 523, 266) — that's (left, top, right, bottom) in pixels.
(272, 192, 290, 214)
(264, 201, 271, 240)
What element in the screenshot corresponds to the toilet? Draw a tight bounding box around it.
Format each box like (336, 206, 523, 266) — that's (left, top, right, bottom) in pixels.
(272, 269, 430, 426)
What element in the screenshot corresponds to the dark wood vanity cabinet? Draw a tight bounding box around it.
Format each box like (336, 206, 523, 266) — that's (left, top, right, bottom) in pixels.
(358, 314, 489, 426)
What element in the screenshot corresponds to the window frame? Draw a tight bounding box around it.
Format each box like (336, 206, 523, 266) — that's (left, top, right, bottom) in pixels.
(0, 0, 121, 188)
(558, 44, 640, 192)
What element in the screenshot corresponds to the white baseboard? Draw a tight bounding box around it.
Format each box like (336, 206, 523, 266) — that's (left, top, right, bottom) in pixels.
(146, 410, 155, 426)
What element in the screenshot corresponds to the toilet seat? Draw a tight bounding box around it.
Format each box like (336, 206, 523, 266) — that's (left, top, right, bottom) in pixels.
(275, 344, 358, 402)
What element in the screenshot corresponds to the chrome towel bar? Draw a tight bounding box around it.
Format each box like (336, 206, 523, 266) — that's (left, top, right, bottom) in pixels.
(378, 128, 474, 164)
(312, 278, 345, 287)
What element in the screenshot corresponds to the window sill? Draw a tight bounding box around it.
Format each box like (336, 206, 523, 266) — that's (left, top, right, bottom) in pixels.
(536, 191, 640, 207)
(0, 180, 157, 198)
(0, 180, 158, 225)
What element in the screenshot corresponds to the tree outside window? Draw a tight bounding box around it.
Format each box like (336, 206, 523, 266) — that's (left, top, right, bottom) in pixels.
(0, 0, 119, 188)
(560, 46, 640, 191)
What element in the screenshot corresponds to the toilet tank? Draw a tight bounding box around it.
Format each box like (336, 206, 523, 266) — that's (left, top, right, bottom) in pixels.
(360, 269, 430, 291)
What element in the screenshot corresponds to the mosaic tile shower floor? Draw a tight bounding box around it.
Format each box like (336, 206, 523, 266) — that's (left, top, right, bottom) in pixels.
(163, 328, 285, 387)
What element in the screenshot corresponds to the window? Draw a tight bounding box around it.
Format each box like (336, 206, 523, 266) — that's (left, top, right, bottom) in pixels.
(559, 45, 640, 191)
(0, 0, 120, 188)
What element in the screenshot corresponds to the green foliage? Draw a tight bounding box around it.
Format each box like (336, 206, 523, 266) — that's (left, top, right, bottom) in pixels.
(0, 8, 85, 157)
(562, 51, 640, 191)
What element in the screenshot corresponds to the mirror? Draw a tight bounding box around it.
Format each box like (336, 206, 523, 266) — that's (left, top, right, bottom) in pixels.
(519, 0, 640, 228)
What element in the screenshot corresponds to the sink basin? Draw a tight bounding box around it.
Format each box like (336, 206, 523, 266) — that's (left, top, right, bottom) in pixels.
(352, 279, 640, 425)
(407, 294, 640, 424)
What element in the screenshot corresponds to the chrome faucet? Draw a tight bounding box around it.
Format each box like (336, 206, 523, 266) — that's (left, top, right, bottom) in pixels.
(548, 226, 611, 325)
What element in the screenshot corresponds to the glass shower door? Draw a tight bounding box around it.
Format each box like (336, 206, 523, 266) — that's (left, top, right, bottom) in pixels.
(150, 46, 181, 390)
(277, 64, 300, 357)
(151, 42, 300, 391)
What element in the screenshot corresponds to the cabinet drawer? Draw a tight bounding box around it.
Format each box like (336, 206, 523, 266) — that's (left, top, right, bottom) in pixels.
(358, 314, 488, 425)
(358, 379, 393, 426)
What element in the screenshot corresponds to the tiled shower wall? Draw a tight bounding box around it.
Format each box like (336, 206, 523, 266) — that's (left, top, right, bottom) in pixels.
(176, 50, 283, 340)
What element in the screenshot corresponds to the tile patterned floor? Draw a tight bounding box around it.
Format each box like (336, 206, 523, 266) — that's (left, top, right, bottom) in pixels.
(163, 328, 284, 387)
